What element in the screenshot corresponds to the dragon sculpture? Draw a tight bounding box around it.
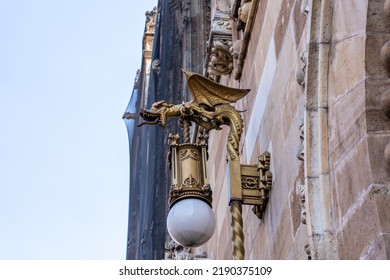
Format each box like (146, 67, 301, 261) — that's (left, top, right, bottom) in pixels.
(138, 70, 250, 160)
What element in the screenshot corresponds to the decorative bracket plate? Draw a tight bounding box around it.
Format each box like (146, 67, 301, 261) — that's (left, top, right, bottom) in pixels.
(240, 152, 272, 219)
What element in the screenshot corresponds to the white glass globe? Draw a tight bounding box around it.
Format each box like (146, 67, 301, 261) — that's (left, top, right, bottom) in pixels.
(167, 198, 215, 247)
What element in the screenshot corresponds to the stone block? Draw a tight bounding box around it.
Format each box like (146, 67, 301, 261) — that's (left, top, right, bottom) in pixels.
(332, 137, 373, 226)
(332, 0, 368, 42)
(336, 187, 381, 259)
(366, 109, 390, 132)
(282, 75, 303, 140)
(328, 82, 366, 168)
(367, 136, 390, 185)
(365, 78, 390, 111)
(372, 184, 390, 232)
(365, 34, 390, 79)
(366, 0, 390, 33)
(328, 34, 365, 106)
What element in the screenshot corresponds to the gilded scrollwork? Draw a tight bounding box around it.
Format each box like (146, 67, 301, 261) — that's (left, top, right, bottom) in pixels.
(241, 176, 259, 189)
(183, 174, 198, 186)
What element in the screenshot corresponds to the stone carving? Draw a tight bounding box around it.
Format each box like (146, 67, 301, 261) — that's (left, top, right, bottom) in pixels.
(296, 50, 308, 87)
(205, 10, 233, 78)
(380, 89, 390, 119)
(238, 1, 252, 23)
(208, 38, 234, 76)
(296, 120, 305, 161)
(134, 69, 140, 89)
(165, 239, 194, 260)
(299, 184, 307, 224)
(230, 0, 260, 80)
(216, 0, 230, 12)
(384, 143, 390, 164)
(230, 40, 242, 59)
(212, 14, 232, 32)
(304, 243, 312, 260)
(380, 40, 390, 75)
(152, 59, 160, 73)
(145, 7, 158, 33)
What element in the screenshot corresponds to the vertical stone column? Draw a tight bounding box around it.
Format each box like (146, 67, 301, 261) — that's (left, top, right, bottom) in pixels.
(303, 0, 338, 259)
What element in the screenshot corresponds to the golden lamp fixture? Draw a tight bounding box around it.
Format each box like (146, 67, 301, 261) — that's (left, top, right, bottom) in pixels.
(138, 70, 272, 259)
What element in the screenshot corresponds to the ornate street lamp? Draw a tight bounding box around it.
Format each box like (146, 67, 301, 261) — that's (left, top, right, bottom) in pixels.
(139, 71, 272, 259)
(166, 132, 215, 247)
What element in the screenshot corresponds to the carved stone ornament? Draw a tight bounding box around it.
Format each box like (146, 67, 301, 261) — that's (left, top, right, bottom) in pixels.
(299, 184, 307, 224)
(208, 38, 233, 77)
(205, 11, 233, 78)
(145, 7, 158, 33)
(151, 59, 160, 73)
(238, 1, 251, 23)
(165, 239, 194, 260)
(230, 40, 242, 60)
(296, 120, 305, 161)
(296, 50, 308, 87)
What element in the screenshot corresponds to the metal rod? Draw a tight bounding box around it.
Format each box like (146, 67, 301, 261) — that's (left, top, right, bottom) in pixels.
(180, 118, 191, 144)
(230, 200, 245, 260)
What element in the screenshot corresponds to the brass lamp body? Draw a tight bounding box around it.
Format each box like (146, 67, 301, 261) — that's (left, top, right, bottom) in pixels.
(168, 134, 212, 208)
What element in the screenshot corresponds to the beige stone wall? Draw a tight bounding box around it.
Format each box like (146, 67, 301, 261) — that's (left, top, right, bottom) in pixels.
(195, 0, 390, 260)
(330, 0, 390, 259)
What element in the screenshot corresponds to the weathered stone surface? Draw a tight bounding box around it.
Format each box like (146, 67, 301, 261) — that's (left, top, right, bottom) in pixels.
(367, 0, 390, 33)
(332, 138, 372, 226)
(328, 34, 365, 106)
(336, 186, 380, 259)
(273, 203, 294, 259)
(380, 89, 390, 118)
(290, 182, 304, 234)
(380, 40, 390, 74)
(372, 185, 390, 232)
(274, 0, 295, 58)
(329, 82, 366, 168)
(361, 234, 388, 260)
(366, 34, 390, 79)
(385, 142, 390, 164)
(337, 185, 390, 259)
(332, 0, 367, 42)
(367, 135, 390, 184)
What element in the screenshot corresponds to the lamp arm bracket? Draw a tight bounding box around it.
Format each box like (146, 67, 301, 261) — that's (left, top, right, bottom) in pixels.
(239, 152, 272, 219)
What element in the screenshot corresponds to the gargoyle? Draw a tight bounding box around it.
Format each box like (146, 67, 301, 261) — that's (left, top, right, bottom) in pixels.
(139, 70, 250, 160)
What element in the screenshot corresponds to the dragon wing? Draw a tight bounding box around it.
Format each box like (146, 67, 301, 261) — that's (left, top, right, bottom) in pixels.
(183, 70, 250, 110)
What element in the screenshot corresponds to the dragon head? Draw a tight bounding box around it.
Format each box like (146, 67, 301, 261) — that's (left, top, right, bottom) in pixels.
(138, 100, 176, 128)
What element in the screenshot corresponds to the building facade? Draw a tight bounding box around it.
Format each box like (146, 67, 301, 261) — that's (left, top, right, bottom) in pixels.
(124, 0, 390, 260)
